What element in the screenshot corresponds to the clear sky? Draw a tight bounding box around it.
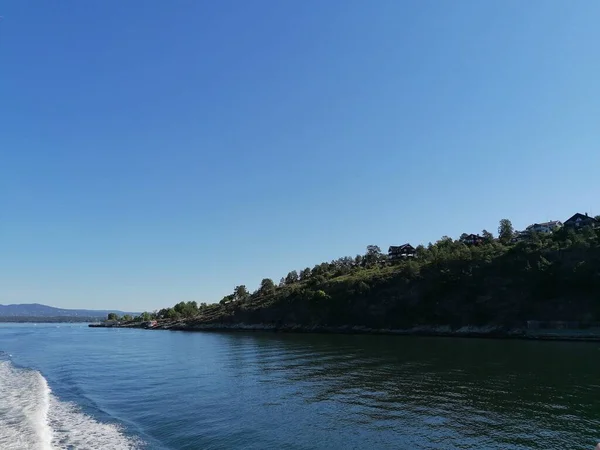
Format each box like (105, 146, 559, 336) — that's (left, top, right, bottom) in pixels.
(1, 1, 600, 312)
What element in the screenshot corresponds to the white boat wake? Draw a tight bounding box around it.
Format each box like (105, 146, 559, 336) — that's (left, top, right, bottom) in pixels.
(0, 360, 141, 450)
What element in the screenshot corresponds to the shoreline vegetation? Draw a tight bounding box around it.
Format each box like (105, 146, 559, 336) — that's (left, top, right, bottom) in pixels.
(94, 216, 600, 341)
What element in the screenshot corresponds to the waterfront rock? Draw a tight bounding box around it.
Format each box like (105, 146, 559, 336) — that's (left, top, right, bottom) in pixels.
(91, 319, 600, 341)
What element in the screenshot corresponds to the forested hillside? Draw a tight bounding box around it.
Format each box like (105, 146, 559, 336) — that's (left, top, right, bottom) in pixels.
(133, 218, 600, 329)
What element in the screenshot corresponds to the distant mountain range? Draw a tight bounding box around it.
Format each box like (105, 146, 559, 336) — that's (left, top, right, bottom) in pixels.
(0, 303, 136, 318)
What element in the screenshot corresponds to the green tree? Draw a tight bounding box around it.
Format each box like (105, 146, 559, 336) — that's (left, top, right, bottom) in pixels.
(166, 308, 180, 320)
(300, 267, 311, 280)
(311, 263, 329, 277)
(498, 219, 514, 244)
(259, 278, 276, 294)
(122, 314, 133, 321)
(234, 285, 249, 301)
(354, 255, 363, 267)
(107, 313, 119, 321)
(311, 290, 330, 302)
(332, 257, 354, 275)
(308, 274, 327, 287)
(436, 236, 454, 248)
(481, 229, 494, 243)
(285, 270, 299, 284)
(173, 301, 198, 318)
(364, 245, 382, 267)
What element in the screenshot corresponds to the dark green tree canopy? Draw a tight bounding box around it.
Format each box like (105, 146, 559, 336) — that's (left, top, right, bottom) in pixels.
(139, 312, 153, 321)
(498, 219, 514, 243)
(259, 278, 276, 294)
(482, 230, 494, 243)
(364, 245, 383, 266)
(234, 285, 249, 300)
(366, 245, 381, 257)
(173, 301, 198, 318)
(300, 267, 311, 280)
(285, 270, 299, 285)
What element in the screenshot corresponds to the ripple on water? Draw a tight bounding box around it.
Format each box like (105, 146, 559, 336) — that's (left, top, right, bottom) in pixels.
(1, 327, 599, 450)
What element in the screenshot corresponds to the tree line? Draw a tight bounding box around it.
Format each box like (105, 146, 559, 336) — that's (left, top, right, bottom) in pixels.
(120, 216, 600, 326)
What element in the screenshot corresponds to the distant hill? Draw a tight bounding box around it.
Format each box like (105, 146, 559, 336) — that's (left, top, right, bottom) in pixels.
(0, 303, 137, 318)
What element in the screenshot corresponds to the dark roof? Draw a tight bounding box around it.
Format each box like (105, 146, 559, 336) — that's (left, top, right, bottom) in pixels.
(565, 213, 598, 224)
(388, 244, 415, 252)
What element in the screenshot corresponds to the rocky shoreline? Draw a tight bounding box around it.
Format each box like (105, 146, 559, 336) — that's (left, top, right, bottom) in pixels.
(90, 321, 600, 341)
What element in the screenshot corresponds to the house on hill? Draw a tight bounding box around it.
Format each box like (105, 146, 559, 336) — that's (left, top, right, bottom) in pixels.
(388, 244, 416, 260)
(511, 231, 530, 243)
(461, 234, 485, 246)
(564, 213, 598, 229)
(526, 220, 562, 234)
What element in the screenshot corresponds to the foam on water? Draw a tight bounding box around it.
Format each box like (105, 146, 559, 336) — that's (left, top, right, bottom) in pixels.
(0, 360, 141, 450)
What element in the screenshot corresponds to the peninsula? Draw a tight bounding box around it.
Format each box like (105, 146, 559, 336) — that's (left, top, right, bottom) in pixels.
(95, 215, 600, 340)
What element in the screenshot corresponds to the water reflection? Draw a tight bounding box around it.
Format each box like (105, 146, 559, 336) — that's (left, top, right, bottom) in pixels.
(220, 333, 600, 449)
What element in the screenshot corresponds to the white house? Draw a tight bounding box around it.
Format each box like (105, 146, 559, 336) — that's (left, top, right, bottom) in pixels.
(525, 220, 562, 234)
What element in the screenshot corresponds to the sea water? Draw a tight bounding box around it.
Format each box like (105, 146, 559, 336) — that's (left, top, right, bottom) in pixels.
(0, 323, 599, 449)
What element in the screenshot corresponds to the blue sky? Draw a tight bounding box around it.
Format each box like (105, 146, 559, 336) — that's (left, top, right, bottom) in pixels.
(1, 1, 600, 312)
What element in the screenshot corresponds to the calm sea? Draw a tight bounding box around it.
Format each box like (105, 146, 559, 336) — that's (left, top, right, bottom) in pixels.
(0, 324, 598, 449)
